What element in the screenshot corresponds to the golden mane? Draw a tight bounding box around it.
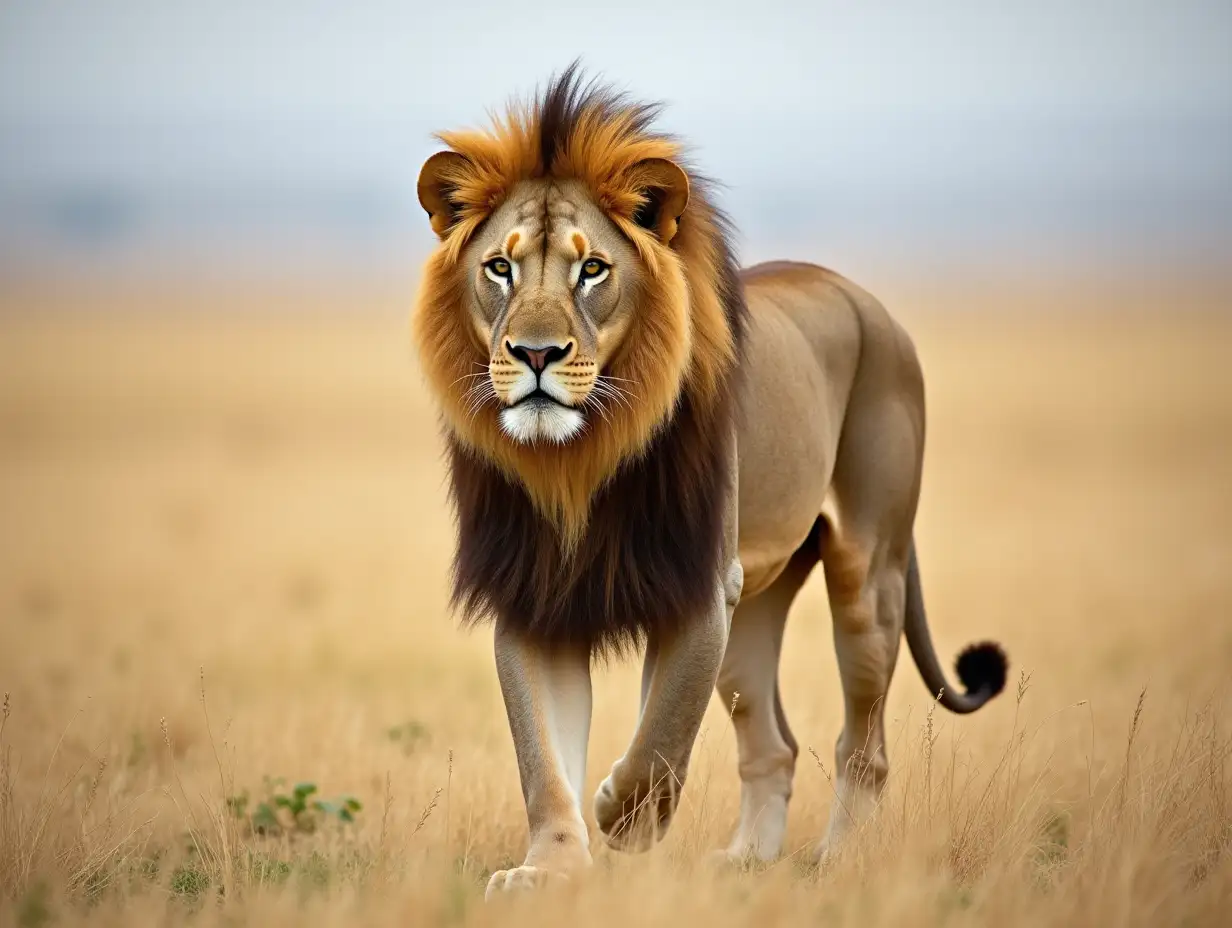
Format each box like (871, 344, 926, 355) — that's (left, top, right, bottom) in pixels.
(411, 63, 743, 547)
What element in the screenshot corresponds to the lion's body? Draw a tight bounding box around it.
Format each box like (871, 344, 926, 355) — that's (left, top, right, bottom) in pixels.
(734, 261, 887, 599)
(716, 260, 940, 860)
(410, 64, 1007, 897)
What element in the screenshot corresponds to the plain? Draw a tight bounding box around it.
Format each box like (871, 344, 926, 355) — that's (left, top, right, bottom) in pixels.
(1, 271, 1230, 926)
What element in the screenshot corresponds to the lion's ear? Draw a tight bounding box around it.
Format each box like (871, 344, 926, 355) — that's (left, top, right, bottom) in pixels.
(417, 151, 470, 239)
(631, 158, 689, 245)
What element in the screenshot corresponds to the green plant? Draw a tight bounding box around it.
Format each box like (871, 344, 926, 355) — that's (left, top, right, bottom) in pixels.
(169, 865, 209, 898)
(226, 777, 361, 838)
(15, 880, 52, 928)
(386, 720, 430, 755)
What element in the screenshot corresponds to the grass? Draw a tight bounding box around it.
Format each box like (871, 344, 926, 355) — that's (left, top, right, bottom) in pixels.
(3, 675, 1229, 925)
(1, 274, 1231, 925)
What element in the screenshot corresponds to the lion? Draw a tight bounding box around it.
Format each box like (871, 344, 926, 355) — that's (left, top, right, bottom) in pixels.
(409, 63, 1008, 899)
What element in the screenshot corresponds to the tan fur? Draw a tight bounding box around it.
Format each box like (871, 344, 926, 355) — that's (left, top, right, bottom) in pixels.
(411, 72, 1004, 899)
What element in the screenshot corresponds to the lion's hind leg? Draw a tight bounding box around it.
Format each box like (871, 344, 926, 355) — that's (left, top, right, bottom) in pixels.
(810, 298, 925, 861)
(815, 532, 909, 861)
(713, 540, 816, 865)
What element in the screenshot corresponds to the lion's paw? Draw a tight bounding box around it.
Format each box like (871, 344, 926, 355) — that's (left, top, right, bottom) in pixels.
(704, 847, 767, 872)
(484, 865, 565, 900)
(593, 767, 679, 852)
(705, 848, 749, 871)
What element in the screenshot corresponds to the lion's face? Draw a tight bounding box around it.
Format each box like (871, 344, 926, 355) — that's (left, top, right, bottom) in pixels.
(459, 178, 647, 445)
(411, 94, 738, 539)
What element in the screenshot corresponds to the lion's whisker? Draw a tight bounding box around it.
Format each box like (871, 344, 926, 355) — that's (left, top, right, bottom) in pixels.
(593, 377, 638, 412)
(449, 370, 491, 390)
(587, 383, 624, 415)
(462, 379, 497, 420)
(581, 392, 614, 426)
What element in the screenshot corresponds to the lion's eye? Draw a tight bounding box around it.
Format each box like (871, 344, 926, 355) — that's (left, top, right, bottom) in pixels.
(486, 258, 512, 279)
(579, 259, 608, 280)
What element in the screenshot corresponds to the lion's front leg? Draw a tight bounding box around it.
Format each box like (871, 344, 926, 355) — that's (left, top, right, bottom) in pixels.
(486, 622, 593, 900)
(594, 561, 739, 851)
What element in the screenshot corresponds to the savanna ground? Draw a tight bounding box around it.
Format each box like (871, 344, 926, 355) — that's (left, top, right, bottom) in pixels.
(1, 268, 1230, 927)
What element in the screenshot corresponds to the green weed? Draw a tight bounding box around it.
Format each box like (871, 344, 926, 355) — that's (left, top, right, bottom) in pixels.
(226, 777, 362, 838)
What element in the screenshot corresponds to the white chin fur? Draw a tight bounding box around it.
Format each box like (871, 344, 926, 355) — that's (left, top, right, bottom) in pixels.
(499, 401, 585, 444)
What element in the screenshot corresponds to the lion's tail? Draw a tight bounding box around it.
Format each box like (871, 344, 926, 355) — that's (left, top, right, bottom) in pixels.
(903, 540, 1008, 714)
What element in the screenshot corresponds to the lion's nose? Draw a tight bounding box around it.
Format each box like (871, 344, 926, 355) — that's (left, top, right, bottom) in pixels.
(506, 340, 573, 374)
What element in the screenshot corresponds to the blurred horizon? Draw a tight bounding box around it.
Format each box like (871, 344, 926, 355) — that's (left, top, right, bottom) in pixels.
(1, 1, 1230, 285)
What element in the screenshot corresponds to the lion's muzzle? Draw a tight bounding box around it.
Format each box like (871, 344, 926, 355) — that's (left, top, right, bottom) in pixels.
(491, 338, 590, 444)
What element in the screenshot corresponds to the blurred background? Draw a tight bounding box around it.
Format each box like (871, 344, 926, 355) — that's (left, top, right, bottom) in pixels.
(2, 0, 1229, 287)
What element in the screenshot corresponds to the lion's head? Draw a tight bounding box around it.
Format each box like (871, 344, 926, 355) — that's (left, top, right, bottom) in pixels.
(412, 63, 743, 545)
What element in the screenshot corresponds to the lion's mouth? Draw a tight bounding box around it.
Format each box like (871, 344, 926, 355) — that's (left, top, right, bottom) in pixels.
(511, 389, 569, 409)
(498, 389, 586, 444)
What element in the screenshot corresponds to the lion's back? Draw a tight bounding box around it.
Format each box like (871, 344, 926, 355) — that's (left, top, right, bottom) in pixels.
(738, 260, 864, 422)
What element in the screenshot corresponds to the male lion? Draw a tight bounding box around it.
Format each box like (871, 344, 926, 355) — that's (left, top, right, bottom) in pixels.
(410, 64, 1007, 898)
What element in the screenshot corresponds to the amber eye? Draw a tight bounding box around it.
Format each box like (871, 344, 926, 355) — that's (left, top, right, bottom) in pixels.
(486, 258, 512, 279)
(579, 258, 608, 280)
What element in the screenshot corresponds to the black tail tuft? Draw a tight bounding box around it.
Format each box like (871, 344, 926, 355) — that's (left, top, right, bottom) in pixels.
(955, 641, 1009, 699)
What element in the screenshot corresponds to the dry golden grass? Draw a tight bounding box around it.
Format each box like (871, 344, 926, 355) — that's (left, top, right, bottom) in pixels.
(1, 272, 1231, 926)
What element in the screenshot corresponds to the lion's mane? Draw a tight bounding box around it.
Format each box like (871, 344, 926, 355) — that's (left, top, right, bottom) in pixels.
(411, 63, 749, 655)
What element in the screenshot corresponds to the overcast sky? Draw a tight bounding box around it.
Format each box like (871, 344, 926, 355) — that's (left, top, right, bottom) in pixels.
(1, 0, 1229, 271)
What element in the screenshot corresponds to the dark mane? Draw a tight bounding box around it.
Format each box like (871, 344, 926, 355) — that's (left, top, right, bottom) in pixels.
(537, 60, 666, 174)
(447, 385, 739, 658)
(443, 65, 749, 657)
